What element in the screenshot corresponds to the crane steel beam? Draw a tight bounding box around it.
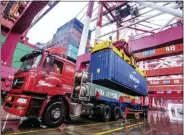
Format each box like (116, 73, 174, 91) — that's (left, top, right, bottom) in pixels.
(145, 66, 182, 77)
(30, 1, 59, 28)
(127, 26, 155, 34)
(149, 90, 183, 95)
(148, 78, 183, 85)
(98, 11, 165, 38)
(23, 1, 59, 37)
(129, 25, 183, 52)
(135, 2, 182, 18)
(149, 60, 183, 69)
(148, 85, 183, 91)
(146, 59, 183, 69)
(157, 16, 176, 32)
(134, 43, 183, 61)
(1, 1, 48, 66)
(91, 2, 127, 22)
(103, 2, 116, 20)
(149, 94, 182, 98)
(103, 2, 127, 15)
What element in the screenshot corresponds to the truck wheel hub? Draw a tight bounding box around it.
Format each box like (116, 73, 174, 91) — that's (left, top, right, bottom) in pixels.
(52, 108, 61, 119)
(105, 110, 109, 118)
(115, 110, 119, 116)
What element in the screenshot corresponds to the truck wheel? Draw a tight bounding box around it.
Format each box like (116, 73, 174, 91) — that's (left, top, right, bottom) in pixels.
(42, 101, 66, 127)
(102, 105, 111, 122)
(112, 106, 121, 121)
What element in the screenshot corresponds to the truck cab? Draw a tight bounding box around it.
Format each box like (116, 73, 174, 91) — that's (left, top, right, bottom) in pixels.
(3, 48, 75, 127)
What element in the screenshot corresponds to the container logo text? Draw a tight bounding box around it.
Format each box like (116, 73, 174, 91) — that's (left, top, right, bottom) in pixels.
(130, 72, 140, 88)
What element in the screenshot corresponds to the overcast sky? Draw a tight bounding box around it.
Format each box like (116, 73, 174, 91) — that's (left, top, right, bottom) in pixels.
(27, 2, 88, 44)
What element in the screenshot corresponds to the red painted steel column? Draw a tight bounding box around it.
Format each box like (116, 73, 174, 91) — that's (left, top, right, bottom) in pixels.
(143, 96, 145, 106)
(155, 97, 157, 109)
(149, 96, 152, 108)
(1, 32, 22, 66)
(152, 96, 155, 108)
(116, 23, 120, 41)
(95, 2, 103, 42)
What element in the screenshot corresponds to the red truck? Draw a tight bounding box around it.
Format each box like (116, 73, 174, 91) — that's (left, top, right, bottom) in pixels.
(3, 48, 148, 127)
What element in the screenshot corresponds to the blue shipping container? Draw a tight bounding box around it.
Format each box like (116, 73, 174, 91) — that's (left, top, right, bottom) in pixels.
(56, 18, 91, 40)
(89, 49, 148, 96)
(69, 18, 92, 38)
(57, 32, 81, 43)
(54, 36, 80, 48)
(57, 19, 83, 33)
(58, 24, 91, 40)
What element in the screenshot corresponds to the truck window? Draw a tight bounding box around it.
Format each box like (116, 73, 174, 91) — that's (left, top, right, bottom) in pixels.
(53, 60, 64, 75)
(43, 57, 64, 75)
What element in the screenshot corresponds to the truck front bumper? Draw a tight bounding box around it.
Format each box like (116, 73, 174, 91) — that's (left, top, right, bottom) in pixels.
(3, 94, 31, 117)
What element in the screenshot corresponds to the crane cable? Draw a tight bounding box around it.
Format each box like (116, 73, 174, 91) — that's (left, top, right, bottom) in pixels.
(74, 3, 89, 19)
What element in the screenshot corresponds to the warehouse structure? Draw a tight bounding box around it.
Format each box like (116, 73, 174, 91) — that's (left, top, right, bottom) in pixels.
(1, 1, 183, 135)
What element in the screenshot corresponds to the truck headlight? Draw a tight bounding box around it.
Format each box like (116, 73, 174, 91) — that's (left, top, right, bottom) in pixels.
(17, 98, 27, 104)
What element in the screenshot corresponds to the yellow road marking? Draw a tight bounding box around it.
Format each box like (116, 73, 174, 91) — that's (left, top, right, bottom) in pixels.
(3, 119, 134, 135)
(93, 122, 144, 135)
(76, 119, 125, 128)
(3, 128, 58, 135)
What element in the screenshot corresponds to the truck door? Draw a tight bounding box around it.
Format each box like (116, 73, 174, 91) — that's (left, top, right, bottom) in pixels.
(40, 57, 64, 93)
(61, 62, 75, 94)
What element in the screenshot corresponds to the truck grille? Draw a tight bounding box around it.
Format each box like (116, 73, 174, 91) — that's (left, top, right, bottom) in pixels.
(12, 77, 25, 89)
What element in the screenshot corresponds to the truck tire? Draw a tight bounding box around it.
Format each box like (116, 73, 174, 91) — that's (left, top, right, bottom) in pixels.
(42, 101, 66, 127)
(111, 106, 121, 121)
(102, 105, 111, 122)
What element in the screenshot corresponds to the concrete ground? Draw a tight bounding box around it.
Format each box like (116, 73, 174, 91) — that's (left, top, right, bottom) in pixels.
(1, 107, 183, 135)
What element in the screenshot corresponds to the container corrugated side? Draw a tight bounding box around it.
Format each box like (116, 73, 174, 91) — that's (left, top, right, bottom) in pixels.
(57, 18, 83, 32)
(66, 50, 77, 60)
(56, 18, 91, 40)
(68, 44, 78, 54)
(57, 21, 83, 33)
(57, 26, 91, 40)
(13, 49, 28, 58)
(53, 37, 80, 48)
(16, 43, 36, 52)
(1, 34, 6, 47)
(11, 43, 37, 68)
(70, 18, 92, 39)
(89, 49, 148, 96)
(67, 37, 80, 47)
(12, 56, 22, 68)
(57, 32, 81, 43)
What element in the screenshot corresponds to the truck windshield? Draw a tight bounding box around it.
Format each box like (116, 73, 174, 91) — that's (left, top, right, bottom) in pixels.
(19, 54, 42, 71)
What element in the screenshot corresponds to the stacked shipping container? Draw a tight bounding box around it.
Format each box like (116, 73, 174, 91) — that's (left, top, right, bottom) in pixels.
(90, 49, 148, 96)
(1, 33, 37, 68)
(45, 18, 91, 61)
